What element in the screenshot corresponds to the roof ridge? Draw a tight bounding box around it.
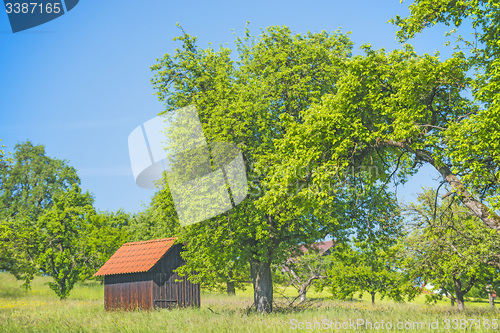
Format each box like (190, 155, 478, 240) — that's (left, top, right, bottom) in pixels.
(122, 237, 177, 247)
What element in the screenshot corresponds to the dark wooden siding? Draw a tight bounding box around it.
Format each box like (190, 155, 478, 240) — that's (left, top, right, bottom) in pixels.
(104, 272, 152, 310)
(150, 244, 200, 308)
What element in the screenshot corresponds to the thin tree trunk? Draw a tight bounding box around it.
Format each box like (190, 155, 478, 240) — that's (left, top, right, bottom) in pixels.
(288, 267, 323, 304)
(371, 291, 376, 305)
(450, 297, 456, 307)
(488, 292, 495, 308)
(251, 260, 273, 313)
(226, 270, 236, 295)
(299, 286, 307, 303)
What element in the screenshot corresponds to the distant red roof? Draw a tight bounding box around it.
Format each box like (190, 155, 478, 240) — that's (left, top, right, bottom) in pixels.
(281, 240, 336, 273)
(93, 237, 177, 276)
(299, 240, 335, 255)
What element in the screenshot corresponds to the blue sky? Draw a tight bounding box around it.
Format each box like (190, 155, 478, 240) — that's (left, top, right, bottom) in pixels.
(0, 0, 468, 213)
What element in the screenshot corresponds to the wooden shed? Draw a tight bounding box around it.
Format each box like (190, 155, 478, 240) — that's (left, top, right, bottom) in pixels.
(93, 237, 200, 310)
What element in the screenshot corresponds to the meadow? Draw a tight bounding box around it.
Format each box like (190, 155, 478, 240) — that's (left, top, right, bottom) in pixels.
(0, 273, 498, 333)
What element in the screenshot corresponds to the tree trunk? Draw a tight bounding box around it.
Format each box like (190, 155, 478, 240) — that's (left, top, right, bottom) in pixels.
(456, 294, 465, 311)
(450, 297, 455, 307)
(226, 270, 236, 295)
(371, 291, 376, 305)
(299, 286, 307, 303)
(251, 260, 273, 313)
(452, 276, 466, 311)
(226, 281, 236, 295)
(488, 292, 495, 308)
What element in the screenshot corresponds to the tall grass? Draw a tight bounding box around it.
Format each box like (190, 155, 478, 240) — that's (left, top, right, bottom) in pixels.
(0, 273, 498, 332)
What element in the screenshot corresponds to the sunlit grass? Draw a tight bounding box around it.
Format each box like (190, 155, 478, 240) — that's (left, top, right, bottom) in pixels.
(0, 272, 498, 332)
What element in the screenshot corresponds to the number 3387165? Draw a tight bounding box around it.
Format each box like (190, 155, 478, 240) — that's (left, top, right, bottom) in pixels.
(5, 3, 61, 14)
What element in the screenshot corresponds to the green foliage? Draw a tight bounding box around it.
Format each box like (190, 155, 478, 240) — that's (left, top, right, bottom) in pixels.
(0, 141, 80, 221)
(391, 0, 500, 218)
(0, 140, 10, 189)
(35, 185, 95, 299)
(403, 187, 500, 309)
(128, 186, 180, 241)
(0, 141, 129, 298)
(150, 25, 364, 311)
(33, 187, 130, 300)
(176, 205, 251, 293)
(264, 44, 470, 209)
(0, 141, 81, 287)
(325, 240, 416, 304)
(84, 210, 131, 280)
(0, 217, 40, 289)
(321, 207, 416, 304)
(264, 35, 500, 231)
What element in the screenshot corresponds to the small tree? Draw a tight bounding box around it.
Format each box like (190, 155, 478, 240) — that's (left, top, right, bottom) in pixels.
(276, 244, 332, 304)
(35, 185, 96, 299)
(0, 141, 80, 288)
(403, 187, 500, 310)
(325, 239, 415, 305)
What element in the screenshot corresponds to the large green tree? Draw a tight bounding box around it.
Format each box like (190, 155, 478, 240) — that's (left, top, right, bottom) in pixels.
(0, 141, 80, 221)
(150, 25, 395, 312)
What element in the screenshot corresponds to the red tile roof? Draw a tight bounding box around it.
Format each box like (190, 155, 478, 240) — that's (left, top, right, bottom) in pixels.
(93, 237, 177, 276)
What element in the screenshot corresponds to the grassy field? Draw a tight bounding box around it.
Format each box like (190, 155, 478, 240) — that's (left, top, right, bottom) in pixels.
(0, 273, 498, 332)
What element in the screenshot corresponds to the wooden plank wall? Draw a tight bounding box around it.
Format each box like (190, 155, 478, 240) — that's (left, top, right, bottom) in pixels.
(104, 272, 152, 310)
(151, 244, 200, 308)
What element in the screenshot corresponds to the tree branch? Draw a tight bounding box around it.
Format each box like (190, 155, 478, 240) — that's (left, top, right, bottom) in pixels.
(381, 139, 500, 231)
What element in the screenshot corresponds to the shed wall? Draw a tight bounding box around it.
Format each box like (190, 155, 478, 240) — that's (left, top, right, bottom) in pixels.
(104, 272, 152, 310)
(151, 244, 200, 308)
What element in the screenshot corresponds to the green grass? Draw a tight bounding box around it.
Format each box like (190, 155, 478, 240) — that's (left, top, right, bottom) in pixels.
(0, 273, 498, 332)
